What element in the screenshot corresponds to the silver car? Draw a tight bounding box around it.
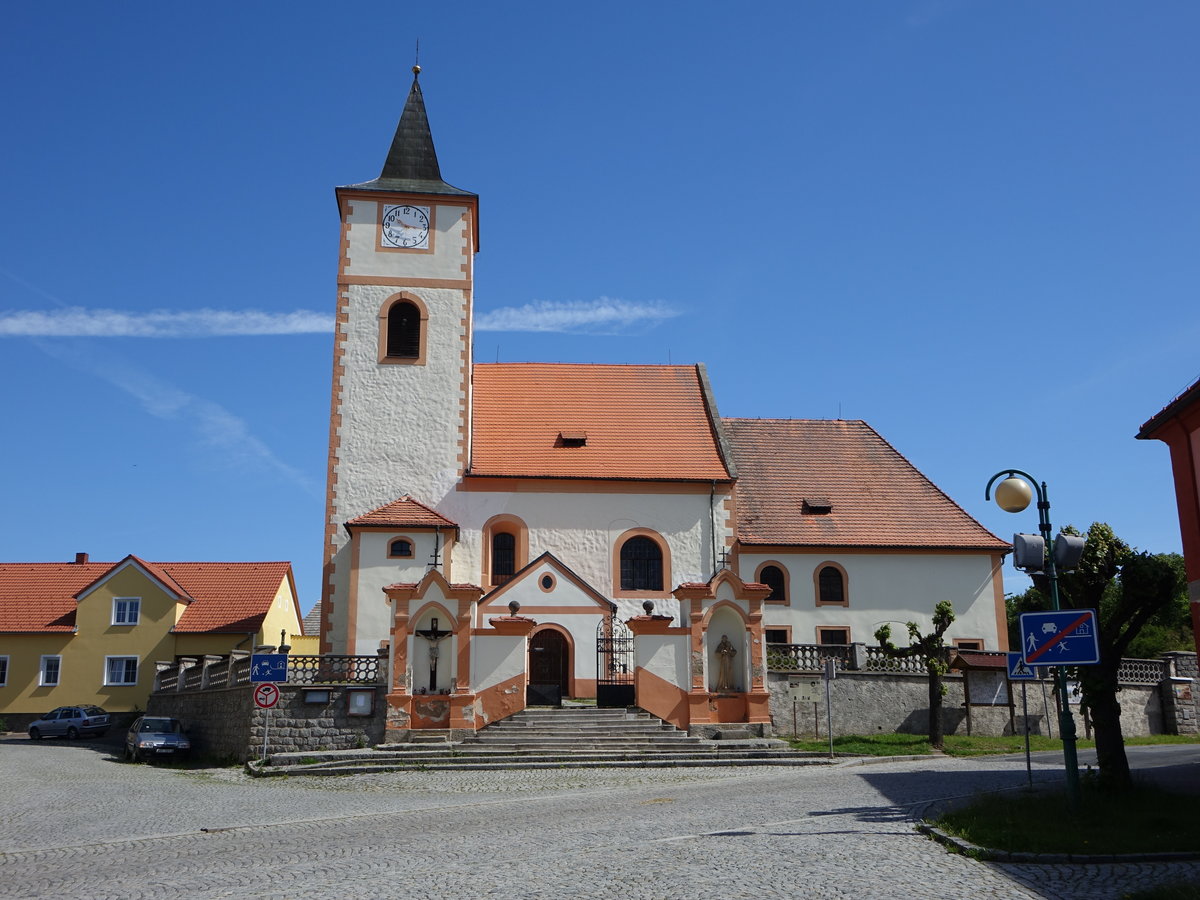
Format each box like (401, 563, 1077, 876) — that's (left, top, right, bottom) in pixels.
(124, 716, 191, 762)
(28, 706, 111, 740)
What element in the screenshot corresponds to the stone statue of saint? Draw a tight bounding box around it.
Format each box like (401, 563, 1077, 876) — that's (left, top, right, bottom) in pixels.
(715, 634, 738, 692)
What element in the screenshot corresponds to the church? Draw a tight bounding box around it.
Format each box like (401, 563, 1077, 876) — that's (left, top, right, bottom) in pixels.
(318, 69, 1009, 740)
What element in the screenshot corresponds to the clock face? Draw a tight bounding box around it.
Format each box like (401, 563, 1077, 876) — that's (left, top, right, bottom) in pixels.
(381, 204, 430, 249)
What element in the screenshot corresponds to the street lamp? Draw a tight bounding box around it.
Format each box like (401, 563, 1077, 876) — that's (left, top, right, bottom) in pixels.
(985, 469, 1082, 806)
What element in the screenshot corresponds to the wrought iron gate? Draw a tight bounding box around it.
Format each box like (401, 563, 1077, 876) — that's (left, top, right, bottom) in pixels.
(596, 616, 635, 708)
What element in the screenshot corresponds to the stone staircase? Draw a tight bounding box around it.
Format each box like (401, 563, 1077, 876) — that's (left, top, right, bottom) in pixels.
(250, 707, 834, 777)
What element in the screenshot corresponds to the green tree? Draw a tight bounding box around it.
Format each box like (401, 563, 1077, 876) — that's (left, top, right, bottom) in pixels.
(874, 601, 955, 751)
(1025, 523, 1186, 788)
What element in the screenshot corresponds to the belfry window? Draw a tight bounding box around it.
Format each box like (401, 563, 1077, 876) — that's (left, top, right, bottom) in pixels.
(386, 300, 421, 359)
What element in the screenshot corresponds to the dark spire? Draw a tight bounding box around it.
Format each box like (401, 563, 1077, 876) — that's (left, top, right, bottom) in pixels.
(341, 67, 475, 197)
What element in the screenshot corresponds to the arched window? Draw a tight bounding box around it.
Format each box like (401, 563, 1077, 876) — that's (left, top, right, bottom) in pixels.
(483, 515, 528, 588)
(388, 538, 413, 559)
(386, 300, 421, 359)
(817, 564, 847, 606)
(759, 564, 787, 604)
(620, 536, 663, 591)
(492, 531, 516, 585)
(378, 294, 428, 365)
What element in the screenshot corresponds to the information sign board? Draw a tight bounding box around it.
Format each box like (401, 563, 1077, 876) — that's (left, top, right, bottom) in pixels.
(250, 654, 288, 683)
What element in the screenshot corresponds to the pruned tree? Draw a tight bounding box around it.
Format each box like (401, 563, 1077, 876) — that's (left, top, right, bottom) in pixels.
(874, 600, 955, 750)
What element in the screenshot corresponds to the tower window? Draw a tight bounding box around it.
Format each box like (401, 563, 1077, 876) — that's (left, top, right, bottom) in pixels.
(388, 538, 414, 559)
(386, 300, 421, 358)
(378, 294, 428, 365)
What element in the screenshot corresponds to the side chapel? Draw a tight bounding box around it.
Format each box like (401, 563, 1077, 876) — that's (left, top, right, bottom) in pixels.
(319, 68, 1010, 739)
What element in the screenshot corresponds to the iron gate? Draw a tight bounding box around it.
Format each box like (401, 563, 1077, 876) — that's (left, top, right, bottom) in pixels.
(596, 616, 635, 708)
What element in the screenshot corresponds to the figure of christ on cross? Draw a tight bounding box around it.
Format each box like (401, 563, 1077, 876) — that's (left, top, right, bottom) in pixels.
(413, 617, 453, 693)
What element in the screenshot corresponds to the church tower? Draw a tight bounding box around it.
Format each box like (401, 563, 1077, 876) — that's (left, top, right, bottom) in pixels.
(320, 68, 478, 652)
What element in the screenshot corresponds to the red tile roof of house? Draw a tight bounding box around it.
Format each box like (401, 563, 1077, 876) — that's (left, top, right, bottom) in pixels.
(723, 418, 1008, 551)
(0, 558, 293, 635)
(347, 496, 457, 528)
(470, 363, 733, 481)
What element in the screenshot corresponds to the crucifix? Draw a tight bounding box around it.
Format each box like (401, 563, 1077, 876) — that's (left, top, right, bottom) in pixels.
(413, 617, 452, 693)
(428, 526, 442, 572)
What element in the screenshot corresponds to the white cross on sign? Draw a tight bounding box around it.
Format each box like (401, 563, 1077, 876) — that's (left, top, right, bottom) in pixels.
(254, 683, 280, 709)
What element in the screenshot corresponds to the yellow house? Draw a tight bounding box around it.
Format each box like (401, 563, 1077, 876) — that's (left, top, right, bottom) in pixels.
(0, 553, 304, 726)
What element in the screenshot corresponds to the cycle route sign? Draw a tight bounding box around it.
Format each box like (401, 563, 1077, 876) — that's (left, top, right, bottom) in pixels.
(1019, 610, 1100, 667)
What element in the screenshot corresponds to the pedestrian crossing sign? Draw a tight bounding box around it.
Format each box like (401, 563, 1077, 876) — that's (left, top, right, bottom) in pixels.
(1007, 651, 1036, 681)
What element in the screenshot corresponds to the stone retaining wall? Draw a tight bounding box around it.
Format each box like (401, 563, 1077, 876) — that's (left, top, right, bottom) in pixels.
(148, 684, 387, 762)
(766, 671, 1167, 739)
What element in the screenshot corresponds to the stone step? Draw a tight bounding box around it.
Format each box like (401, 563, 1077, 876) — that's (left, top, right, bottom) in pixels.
(253, 749, 831, 777)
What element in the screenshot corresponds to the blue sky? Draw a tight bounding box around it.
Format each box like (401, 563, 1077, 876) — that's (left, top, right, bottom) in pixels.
(2, 3, 1197, 617)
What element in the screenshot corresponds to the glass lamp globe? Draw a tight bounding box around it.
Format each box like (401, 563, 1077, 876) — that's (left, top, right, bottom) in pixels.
(994, 476, 1033, 513)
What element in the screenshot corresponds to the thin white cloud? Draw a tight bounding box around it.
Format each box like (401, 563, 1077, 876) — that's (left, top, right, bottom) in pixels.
(0, 307, 333, 337)
(32, 340, 321, 496)
(475, 298, 679, 335)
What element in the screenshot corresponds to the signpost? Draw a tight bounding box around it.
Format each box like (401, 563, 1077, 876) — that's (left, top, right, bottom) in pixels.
(251, 656, 287, 761)
(1019, 610, 1100, 667)
(1007, 652, 1035, 785)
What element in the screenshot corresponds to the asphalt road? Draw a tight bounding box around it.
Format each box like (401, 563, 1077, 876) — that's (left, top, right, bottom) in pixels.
(1, 736, 1197, 900)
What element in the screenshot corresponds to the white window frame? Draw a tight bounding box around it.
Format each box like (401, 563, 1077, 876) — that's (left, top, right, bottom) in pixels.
(112, 597, 141, 626)
(40, 655, 61, 686)
(104, 656, 139, 686)
(0, 655, 8, 687)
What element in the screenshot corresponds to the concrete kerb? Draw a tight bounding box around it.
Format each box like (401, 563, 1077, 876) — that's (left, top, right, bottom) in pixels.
(916, 822, 1200, 864)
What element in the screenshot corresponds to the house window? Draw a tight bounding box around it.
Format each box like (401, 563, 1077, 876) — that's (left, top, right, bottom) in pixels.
(112, 597, 140, 625)
(40, 655, 61, 686)
(817, 627, 850, 646)
(105, 656, 139, 686)
(815, 563, 848, 606)
(954, 639, 984, 651)
(492, 532, 516, 585)
(388, 538, 414, 559)
(758, 564, 788, 604)
(0, 656, 8, 686)
(764, 628, 791, 645)
(620, 535, 664, 591)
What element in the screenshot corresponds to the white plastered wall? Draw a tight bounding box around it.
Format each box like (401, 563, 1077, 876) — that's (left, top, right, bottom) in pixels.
(740, 551, 1004, 649)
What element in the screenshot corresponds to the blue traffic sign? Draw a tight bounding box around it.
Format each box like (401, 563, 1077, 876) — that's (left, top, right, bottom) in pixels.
(250, 653, 288, 683)
(1007, 651, 1036, 680)
(1019, 610, 1100, 666)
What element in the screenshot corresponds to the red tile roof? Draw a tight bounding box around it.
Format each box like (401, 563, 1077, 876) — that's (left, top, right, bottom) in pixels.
(470, 363, 732, 481)
(347, 496, 457, 528)
(723, 418, 1008, 551)
(0, 559, 293, 635)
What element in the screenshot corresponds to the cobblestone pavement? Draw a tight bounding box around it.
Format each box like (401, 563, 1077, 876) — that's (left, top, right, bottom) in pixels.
(1, 738, 1197, 899)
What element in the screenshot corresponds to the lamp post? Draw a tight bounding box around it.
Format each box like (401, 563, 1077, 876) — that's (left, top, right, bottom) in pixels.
(985, 469, 1082, 806)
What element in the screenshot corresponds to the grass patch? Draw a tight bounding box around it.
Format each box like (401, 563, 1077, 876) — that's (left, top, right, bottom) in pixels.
(935, 783, 1200, 855)
(787, 733, 933, 755)
(1123, 883, 1200, 900)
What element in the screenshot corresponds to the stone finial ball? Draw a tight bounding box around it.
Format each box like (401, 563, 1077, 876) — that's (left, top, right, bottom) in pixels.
(643, 600, 655, 614)
(508, 600, 521, 615)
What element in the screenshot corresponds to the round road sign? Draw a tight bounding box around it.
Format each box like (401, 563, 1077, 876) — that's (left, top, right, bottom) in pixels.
(254, 683, 280, 709)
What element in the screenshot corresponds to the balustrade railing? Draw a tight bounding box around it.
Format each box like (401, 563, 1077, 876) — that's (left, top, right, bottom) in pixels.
(152, 653, 382, 693)
(288, 654, 383, 685)
(766, 643, 851, 673)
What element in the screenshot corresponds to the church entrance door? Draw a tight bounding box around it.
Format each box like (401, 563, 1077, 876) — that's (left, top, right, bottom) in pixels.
(527, 629, 568, 707)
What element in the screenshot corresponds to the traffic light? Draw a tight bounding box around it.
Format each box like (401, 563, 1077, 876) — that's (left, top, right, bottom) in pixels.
(1054, 533, 1086, 573)
(1011, 533, 1046, 572)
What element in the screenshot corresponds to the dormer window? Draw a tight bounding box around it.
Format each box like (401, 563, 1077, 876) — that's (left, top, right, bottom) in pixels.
(803, 498, 832, 515)
(557, 431, 587, 448)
